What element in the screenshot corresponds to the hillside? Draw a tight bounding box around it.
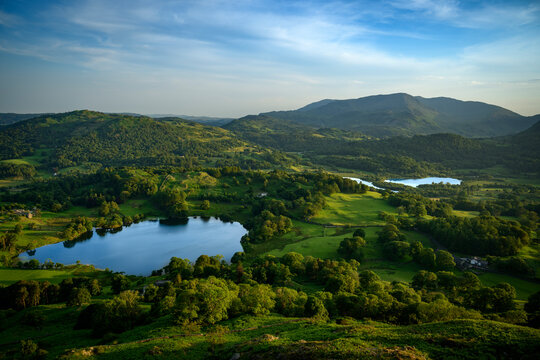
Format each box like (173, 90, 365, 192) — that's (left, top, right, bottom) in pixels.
(223, 115, 369, 152)
(0, 110, 292, 170)
(263, 93, 537, 138)
(225, 114, 539, 176)
(0, 113, 47, 126)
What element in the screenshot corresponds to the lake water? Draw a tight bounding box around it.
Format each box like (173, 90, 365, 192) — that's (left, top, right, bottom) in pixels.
(384, 177, 461, 187)
(19, 217, 247, 275)
(345, 177, 384, 190)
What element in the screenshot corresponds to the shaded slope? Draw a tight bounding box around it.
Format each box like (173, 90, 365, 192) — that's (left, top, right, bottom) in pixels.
(0, 113, 48, 126)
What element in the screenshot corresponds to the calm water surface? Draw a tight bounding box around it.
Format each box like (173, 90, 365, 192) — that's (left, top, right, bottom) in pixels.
(20, 217, 246, 275)
(344, 177, 384, 190)
(384, 177, 461, 187)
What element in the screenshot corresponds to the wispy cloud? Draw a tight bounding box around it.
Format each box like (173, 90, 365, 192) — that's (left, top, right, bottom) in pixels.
(0, 0, 539, 115)
(390, 0, 539, 28)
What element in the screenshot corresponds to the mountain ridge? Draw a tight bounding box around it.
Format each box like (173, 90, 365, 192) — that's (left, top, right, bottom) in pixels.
(262, 93, 537, 138)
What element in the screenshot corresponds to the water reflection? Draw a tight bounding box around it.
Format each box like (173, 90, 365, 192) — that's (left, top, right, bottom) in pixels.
(19, 217, 247, 275)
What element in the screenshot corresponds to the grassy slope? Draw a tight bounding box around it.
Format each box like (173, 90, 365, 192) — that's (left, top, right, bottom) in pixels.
(0, 268, 77, 285)
(312, 192, 397, 226)
(2, 310, 539, 360)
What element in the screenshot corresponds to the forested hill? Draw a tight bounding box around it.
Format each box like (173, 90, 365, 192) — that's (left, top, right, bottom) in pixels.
(225, 114, 539, 176)
(500, 118, 540, 157)
(262, 93, 536, 138)
(223, 115, 369, 151)
(0, 110, 290, 169)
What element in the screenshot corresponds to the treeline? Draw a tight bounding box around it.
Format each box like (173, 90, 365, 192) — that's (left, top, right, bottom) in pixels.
(3, 252, 538, 340)
(0, 163, 36, 179)
(418, 215, 530, 256)
(0, 277, 101, 310)
(226, 115, 539, 176)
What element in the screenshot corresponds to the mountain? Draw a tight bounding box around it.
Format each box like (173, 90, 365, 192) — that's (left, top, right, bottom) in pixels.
(0, 110, 290, 169)
(0, 113, 48, 126)
(262, 93, 537, 138)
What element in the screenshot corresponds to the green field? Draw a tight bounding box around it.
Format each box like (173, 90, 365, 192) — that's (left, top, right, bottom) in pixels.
(0, 159, 33, 165)
(477, 272, 540, 301)
(312, 192, 397, 226)
(0, 267, 86, 285)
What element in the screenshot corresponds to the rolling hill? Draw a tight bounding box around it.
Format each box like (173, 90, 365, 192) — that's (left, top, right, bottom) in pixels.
(263, 93, 537, 138)
(0, 110, 291, 170)
(225, 113, 540, 176)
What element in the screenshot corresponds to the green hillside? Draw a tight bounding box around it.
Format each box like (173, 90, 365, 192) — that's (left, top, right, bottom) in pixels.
(0, 111, 294, 171)
(225, 114, 540, 176)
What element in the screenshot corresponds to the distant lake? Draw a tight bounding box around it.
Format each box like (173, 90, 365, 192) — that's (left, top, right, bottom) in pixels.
(384, 177, 461, 187)
(19, 217, 246, 276)
(345, 177, 384, 190)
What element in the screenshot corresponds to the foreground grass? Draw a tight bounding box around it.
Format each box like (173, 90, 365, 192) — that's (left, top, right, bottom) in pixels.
(2, 309, 539, 360)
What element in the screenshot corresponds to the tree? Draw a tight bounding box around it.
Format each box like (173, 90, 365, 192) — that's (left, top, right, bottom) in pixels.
(89, 279, 102, 296)
(201, 200, 210, 210)
(418, 248, 436, 269)
(435, 250, 455, 270)
(274, 287, 307, 317)
(525, 290, 540, 314)
(281, 252, 305, 275)
(164, 257, 193, 280)
(383, 241, 410, 261)
(111, 274, 131, 294)
(305, 296, 329, 321)
(353, 228, 366, 238)
(412, 270, 438, 290)
(239, 284, 276, 315)
(175, 277, 236, 325)
(14, 223, 23, 235)
(67, 287, 91, 307)
(338, 237, 366, 261)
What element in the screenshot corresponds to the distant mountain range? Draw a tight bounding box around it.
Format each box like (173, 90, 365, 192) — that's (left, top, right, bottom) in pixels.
(0, 112, 234, 127)
(262, 93, 538, 138)
(1, 93, 538, 138)
(0, 113, 50, 126)
(0, 109, 538, 176)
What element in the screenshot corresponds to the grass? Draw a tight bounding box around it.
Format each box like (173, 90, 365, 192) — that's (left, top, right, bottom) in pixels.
(2, 310, 538, 360)
(361, 260, 425, 283)
(453, 209, 480, 218)
(0, 159, 32, 165)
(119, 199, 162, 217)
(476, 272, 540, 301)
(312, 192, 397, 226)
(0, 267, 79, 285)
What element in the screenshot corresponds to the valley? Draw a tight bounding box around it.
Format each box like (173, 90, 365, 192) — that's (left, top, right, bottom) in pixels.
(0, 105, 539, 359)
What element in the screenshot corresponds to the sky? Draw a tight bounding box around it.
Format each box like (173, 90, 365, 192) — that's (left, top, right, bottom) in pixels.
(1, 0, 539, 117)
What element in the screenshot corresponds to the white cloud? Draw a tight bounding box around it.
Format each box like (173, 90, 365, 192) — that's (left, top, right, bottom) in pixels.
(1, 0, 539, 115)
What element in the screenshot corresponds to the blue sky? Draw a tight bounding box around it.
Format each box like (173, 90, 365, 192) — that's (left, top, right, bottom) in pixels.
(1, 0, 539, 116)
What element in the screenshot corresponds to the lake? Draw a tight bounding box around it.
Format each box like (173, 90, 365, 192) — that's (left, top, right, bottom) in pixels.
(345, 177, 384, 190)
(384, 177, 461, 187)
(19, 217, 247, 275)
